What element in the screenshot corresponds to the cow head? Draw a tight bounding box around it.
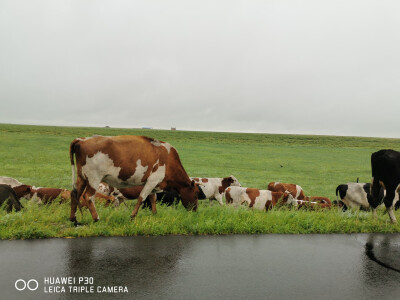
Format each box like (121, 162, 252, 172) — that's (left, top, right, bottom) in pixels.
(12, 185, 33, 199)
(283, 191, 297, 206)
(228, 175, 241, 187)
(179, 180, 199, 211)
(11, 197, 23, 212)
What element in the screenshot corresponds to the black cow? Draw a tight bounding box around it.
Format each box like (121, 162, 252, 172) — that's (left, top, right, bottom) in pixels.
(0, 184, 23, 212)
(142, 190, 181, 209)
(142, 187, 206, 209)
(371, 149, 400, 223)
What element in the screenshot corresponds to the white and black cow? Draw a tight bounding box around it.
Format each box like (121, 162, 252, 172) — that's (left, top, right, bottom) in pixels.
(190, 176, 241, 205)
(371, 149, 400, 223)
(69, 135, 200, 223)
(335, 182, 384, 211)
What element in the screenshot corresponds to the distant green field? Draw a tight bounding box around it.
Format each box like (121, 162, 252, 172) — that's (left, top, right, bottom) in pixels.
(1, 123, 400, 239)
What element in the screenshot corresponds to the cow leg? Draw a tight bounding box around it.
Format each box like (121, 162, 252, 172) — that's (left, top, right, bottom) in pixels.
(82, 186, 100, 222)
(215, 194, 224, 206)
(131, 181, 160, 219)
(384, 188, 398, 224)
(70, 177, 86, 224)
(387, 207, 397, 224)
(149, 193, 157, 214)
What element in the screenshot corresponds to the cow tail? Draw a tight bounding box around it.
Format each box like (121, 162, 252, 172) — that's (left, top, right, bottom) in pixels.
(335, 185, 340, 201)
(69, 139, 83, 215)
(69, 139, 80, 189)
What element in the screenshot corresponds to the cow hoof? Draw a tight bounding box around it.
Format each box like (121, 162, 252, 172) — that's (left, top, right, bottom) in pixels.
(70, 219, 79, 227)
(94, 218, 100, 223)
(130, 215, 136, 220)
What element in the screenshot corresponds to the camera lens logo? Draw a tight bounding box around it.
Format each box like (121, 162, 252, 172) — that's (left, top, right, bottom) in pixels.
(15, 279, 39, 291)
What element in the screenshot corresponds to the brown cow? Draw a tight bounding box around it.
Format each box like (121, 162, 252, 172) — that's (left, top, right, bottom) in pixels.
(267, 182, 305, 200)
(69, 135, 199, 223)
(225, 186, 295, 210)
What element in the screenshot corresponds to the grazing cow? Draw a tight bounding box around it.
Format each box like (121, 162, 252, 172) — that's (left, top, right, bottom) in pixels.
(371, 149, 400, 223)
(69, 135, 199, 223)
(190, 176, 241, 205)
(335, 182, 384, 211)
(267, 182, 305, 200)
(0, 184, 23, 212)
(0, 176, 23, 188)
(225, 186, 295, 210)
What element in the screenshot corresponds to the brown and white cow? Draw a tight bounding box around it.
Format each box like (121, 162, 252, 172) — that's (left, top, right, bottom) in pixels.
(267, 182, 305, 200)
(225, 186, 296, 210)
(190, 175, 241, 205)
(69, 135, 199, 223)
(296, 196, 332, 209)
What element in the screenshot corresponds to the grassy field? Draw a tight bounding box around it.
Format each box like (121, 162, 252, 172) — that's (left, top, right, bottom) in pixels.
(1, 123, 400, 239)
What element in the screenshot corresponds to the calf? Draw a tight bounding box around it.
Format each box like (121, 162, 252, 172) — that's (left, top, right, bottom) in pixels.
(191, 175, 241, 205)
(0, 184, 23, 212)
(267, 182, 305, 200)
(225, 186, 295, 210)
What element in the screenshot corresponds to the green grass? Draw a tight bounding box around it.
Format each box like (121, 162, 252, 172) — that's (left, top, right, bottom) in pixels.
(1, 123, 400, 239)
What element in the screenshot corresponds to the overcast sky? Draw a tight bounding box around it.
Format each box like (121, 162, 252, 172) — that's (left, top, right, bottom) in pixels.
(1, 0, 400, 138)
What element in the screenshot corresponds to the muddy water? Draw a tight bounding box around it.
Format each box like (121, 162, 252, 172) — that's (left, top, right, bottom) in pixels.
(1, 234, 400, 299)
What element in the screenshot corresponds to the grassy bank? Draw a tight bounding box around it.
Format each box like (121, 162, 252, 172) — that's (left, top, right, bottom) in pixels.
(1, 123, 400, 238)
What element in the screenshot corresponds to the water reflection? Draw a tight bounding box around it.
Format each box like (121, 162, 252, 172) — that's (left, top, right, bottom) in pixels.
(361, 234, 400, 291)
(1, 234, 400, 300)
(365, 235, 400, 273)
(65, 237, 191, 299)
